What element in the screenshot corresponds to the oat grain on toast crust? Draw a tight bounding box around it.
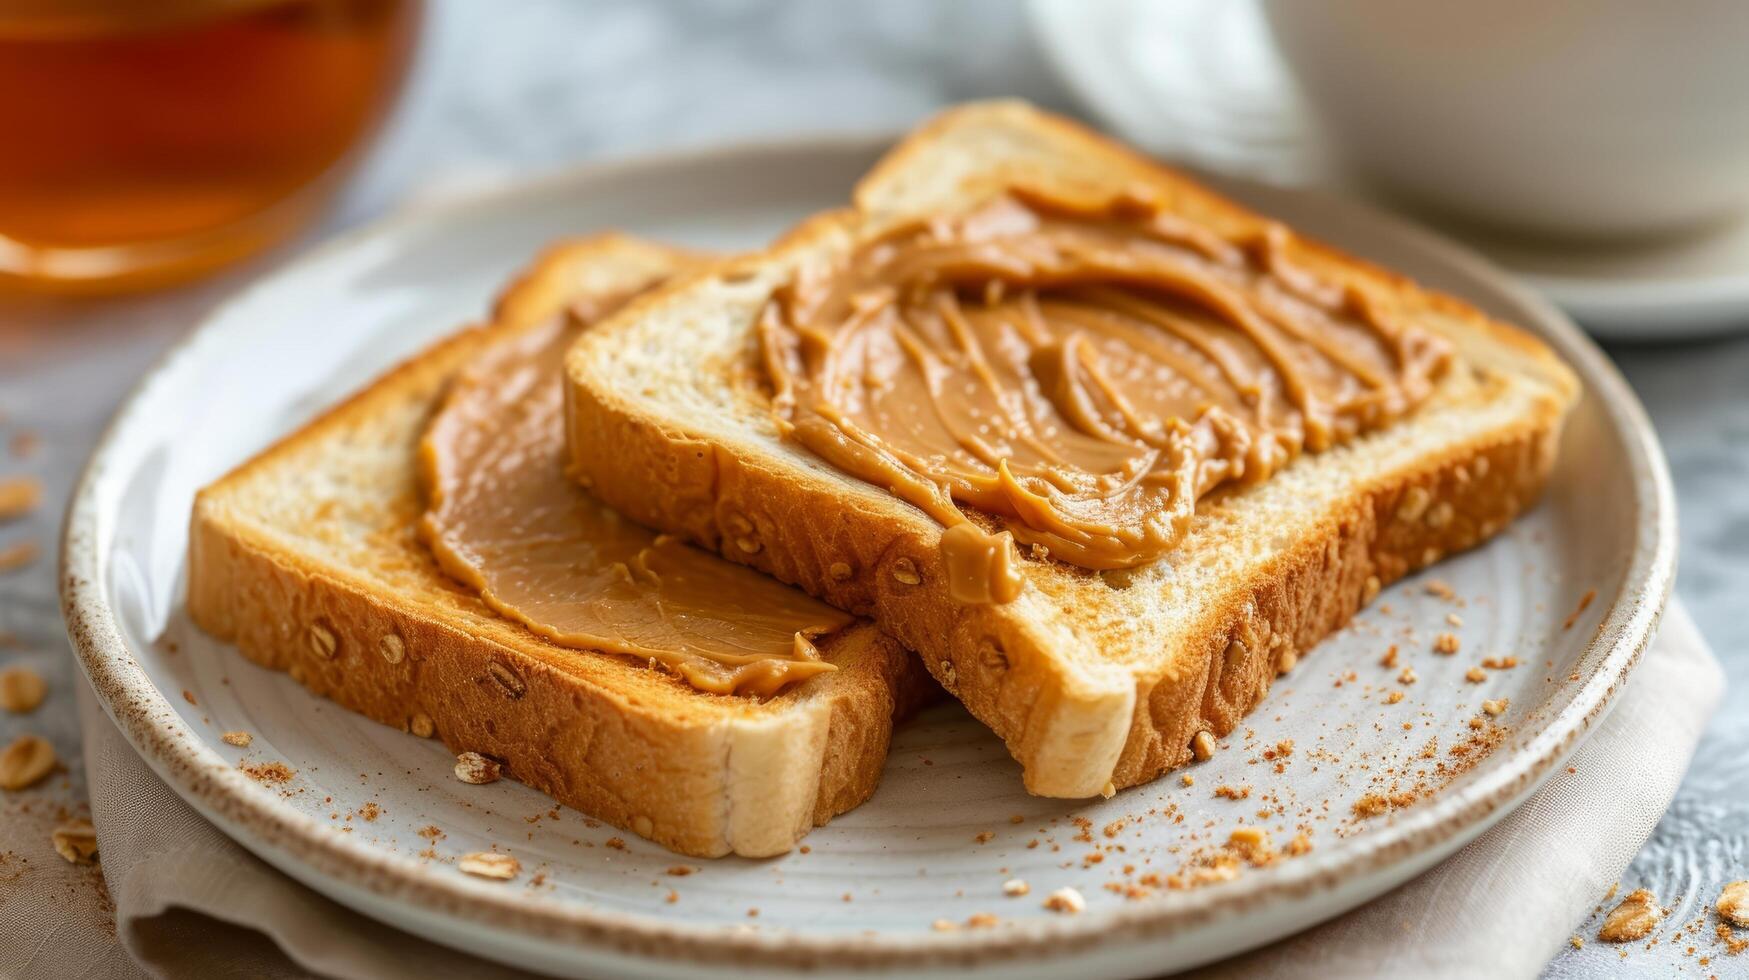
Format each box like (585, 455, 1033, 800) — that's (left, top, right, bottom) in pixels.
(564, 103, 1578, 798)
(188, 235, 933, 857)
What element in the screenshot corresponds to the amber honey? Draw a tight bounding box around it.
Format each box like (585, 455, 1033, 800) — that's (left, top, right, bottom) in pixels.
(0, 0, 418, 293)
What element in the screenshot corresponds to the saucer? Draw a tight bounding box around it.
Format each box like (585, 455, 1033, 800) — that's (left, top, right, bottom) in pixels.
(1029, 0, 1749, 340)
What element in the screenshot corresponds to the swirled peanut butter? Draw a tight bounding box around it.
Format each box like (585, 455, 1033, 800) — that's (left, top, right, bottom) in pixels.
(422, 305, 848, 698)
(759, 189, 1453, 577)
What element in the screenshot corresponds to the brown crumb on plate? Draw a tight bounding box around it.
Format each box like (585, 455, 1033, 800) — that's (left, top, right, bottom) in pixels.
(240, 761, 294, 784)
(1043, 887, 1085, 914)
(1564, 589, 1597, 629)
(454, 751, 502, 785)
(458, 852, 520, 881)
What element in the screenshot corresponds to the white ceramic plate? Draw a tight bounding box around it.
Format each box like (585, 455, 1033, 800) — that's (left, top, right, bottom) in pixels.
(63, 135, 1673, 979)
(1029, 0, 1749, 341)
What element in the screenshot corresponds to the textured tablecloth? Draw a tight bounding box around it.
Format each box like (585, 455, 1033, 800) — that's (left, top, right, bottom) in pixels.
(2, 2, 1746, 977)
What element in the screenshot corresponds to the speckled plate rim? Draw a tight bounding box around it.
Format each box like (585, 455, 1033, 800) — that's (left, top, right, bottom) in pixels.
(59, 133, 1676, 974)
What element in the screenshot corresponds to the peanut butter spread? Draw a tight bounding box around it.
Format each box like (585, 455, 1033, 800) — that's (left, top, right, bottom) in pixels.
(759, 189, 1454, 580)
(422, 304, 848, 698)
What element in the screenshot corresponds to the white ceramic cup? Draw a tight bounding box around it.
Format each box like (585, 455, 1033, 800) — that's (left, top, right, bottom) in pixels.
(1262, 0, 1749, 240)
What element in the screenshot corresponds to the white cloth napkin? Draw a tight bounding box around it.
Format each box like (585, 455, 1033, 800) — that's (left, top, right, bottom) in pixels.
(45, 601, 1722, 980)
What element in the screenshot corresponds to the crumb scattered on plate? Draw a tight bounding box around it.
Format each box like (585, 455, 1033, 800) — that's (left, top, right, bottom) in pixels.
(458, 851, 520, 881)
(1043, 886, 1085, 914)
(454, 751, 502, 785)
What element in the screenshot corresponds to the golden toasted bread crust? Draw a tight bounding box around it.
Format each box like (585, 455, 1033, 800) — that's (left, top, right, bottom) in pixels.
(187, 235, 933, 856)
(565, 104, 1579, 798)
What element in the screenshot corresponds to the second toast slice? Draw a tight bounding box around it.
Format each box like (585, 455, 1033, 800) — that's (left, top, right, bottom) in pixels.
(189, 235, 932, 856)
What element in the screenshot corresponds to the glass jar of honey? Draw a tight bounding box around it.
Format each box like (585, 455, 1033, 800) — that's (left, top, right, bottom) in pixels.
(0, 0, 420, 294)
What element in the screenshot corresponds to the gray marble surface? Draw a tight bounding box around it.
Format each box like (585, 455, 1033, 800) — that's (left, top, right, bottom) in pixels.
(0, 2, 1743, 976)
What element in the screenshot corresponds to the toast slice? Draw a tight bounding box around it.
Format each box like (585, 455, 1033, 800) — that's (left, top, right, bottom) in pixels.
(188, 234, 933, 857)
(565, 103, 1580, 798)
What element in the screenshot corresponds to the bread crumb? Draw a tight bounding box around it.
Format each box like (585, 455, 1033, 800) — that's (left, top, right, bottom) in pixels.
(1465, 667, 1487, 683)
(51, 818, 98, 865)
(458, 852, 519, 881)
(1213, 784, 1251, 800)
(1570, 936, 1583, 950)
(1009, 814, 1025, 824)
(1398, 667, 1418, 685)
(1386, 691, 1405, 704)
(1445, 612, 1463, 627)
(0, 476, 41, 521)
(1284, 833, 1313, 856)
(1433, 633, 1460, 655)
(0, 734, 55, 790)
(1564, 589, 1597, 629)
(1468, 717, 1486, 730)
(1598, 887, 1662, 942)
(1481, 698, 1509, 716)
(1719, 879, 1749, 927)
(1424, 579, 1456, 600)
(1003, 878, 1030, 897)
(0, 540, 39, 572)
(1228, 826, 1269, 850)
(973, 831, 994, 844)
(1379, 645, 1399, 669)
(239, 760, 294, 784)
(604, 837, 626, 850)
(221, 731, 253, 747)
(454, 751, 502, 785)
(1191, 730, 1216, 761)
(1352, 791, 1416, 819)
(0, 666, 46, 713)
(1043, 887, 1085, 914)
(1180, 774, 1195, 787)
(966, 913, 999, 929)
(1482, 656, 1519, 670)
(932, 919, 957, 931)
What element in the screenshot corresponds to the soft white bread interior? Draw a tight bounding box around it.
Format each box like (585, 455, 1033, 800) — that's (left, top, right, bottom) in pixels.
(565, 103, 1579, 799)
(188, 234, 934, 857)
